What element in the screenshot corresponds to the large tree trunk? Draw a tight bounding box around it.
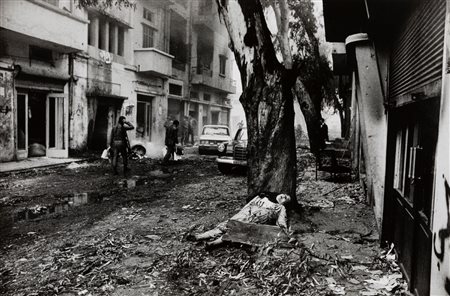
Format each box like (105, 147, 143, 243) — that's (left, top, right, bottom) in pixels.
(216, 0, 298, 205)
(293, 77, 322, 154)
(243, 69, 297, 203)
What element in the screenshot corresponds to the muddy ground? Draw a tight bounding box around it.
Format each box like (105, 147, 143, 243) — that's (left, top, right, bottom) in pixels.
(0, 149, 408, 296)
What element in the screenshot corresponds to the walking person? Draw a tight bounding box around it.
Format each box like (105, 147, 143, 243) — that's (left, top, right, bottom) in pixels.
(163, 119, 179, 164)
(110, 116, 134, 175)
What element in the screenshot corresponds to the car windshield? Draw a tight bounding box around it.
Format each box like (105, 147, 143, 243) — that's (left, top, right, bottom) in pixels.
(202, 127, 229, 136)
(235, 129, 248, 141)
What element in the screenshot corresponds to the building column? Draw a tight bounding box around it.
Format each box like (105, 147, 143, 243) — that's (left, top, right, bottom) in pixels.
(120, 27, 127, 58)
(346, 33, 387, 228)
(100, 20, 109, 51)
(198, 105, 204, 137)
(350, 71, 360, 177)
(89, 16, 99, 48)
(112, 24, 119, 55)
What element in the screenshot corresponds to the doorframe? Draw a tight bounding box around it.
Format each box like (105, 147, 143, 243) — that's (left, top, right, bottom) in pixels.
(46, 93, 69, 158)
(15, 92, 28, 160)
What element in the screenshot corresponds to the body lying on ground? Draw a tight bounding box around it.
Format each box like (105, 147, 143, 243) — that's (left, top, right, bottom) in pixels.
(188, 193, 291, 246)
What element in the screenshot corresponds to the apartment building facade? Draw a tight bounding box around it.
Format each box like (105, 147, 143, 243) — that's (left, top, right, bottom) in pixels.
(323, 0, 450, 294)
(0, 0, 235, 161)
(167, 0, 235, 140)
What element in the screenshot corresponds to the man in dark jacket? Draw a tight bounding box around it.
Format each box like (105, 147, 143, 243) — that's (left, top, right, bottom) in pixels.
(110, 116, 134, 175)
(319, 117, 329, 150)
(163, 119, 179, 164)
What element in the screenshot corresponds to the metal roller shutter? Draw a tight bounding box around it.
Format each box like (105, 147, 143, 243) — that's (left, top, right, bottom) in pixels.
(389, 0, 446, 99)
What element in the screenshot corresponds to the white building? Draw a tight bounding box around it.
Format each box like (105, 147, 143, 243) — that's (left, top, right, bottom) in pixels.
(0, 0, 236, 161)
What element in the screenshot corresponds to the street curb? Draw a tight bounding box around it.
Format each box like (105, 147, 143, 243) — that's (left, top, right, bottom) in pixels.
(0, 157, 97, 177)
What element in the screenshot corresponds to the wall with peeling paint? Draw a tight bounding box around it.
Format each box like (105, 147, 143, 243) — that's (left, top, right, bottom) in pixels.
(348, 37, 387, 229)
(0, 66, 15, 162)
(430, 5, 450, 295)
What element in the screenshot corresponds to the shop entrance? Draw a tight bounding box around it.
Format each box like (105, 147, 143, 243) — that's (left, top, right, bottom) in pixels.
(16, 91, 68, 158)
(89, 98, 122, 151)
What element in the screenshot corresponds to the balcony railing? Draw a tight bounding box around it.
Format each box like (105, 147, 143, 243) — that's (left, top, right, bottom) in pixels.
(134, 48, 174, 78)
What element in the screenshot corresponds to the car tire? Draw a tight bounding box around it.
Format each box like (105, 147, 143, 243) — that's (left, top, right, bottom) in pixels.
(132, 145, 146, 156)
(198, 147, 204, 155)
(218, 163, 232, 174)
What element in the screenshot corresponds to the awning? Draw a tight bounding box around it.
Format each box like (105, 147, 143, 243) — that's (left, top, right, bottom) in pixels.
(86, 92, 128, 101)
(15, 72, 67, 92)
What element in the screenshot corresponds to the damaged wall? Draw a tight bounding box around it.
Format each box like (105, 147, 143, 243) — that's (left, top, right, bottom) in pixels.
(70, 54, 89, 151)
(430, 4, 450, 294)
(0, 65, 15, 162)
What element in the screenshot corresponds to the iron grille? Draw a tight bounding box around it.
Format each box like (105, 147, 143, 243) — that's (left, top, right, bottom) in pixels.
(233, 145, 247, 161)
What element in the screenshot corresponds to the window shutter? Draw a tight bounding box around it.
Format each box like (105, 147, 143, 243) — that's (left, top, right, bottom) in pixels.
(389, 0, 446, 99)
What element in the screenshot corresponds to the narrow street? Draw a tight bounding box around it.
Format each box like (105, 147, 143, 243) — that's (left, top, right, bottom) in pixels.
(0, 150, 407, 296)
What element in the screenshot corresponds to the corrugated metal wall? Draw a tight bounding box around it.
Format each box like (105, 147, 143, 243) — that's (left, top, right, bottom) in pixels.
(389, 0, 446, 99)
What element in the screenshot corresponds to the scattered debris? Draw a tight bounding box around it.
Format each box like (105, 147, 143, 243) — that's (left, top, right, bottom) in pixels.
(67, 162, 90, 170)
(0, 149, 409, 295)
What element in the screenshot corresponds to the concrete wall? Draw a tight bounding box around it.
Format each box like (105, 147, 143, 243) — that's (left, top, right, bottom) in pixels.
(70, 54, 89, 150)
(0, 0, 87, 51)
(430, 3, 450, 294)
(0, 65, 15, 162)
(133, 2, 167, 52)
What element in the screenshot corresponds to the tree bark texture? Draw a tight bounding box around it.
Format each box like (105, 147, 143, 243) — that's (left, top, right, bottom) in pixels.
(216, 0, 297, 204)
(293, 77, 322, 154)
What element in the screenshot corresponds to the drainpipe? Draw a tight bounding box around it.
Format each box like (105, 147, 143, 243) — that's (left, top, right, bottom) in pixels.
(68, 53, 75, 151)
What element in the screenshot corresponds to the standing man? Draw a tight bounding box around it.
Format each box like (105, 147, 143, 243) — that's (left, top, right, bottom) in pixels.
(319, 117, 329, 150)
(180, 116, 189, 145)
(188, 116, 197, 145)
(110, 116, 134, 175)
(163, 119, 179, 164)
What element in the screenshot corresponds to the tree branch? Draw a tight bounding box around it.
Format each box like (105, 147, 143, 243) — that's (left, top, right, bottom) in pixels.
(216, 0, 281, 89)
(270, 0, 292, 69)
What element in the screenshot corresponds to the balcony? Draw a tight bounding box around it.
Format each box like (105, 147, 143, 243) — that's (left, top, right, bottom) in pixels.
(0, 0, 88, 51)
(87, 4, 132, 27)
(134, 48, 174, 78)
(192, 70, 236, 94)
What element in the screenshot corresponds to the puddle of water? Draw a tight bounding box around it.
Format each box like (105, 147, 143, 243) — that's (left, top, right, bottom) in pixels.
(10, 174, 157, 223)
(14, 192, 103, 222)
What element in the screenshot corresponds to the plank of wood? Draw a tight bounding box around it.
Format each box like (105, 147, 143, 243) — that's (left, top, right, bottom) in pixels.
(222, 220, 289, 246)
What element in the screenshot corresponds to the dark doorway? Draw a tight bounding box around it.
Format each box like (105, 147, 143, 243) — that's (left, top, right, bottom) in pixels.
(28, 92, 46, 157)
(91, 105, 109, 151)
(384, 97, 440, 296)
(88, 98, 123, 151)
(211, 111, 219, 125)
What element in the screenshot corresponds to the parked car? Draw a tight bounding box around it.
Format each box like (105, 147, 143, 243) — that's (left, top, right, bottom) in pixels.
(198, 125, 232, 154)
(216, 127, 248, 173)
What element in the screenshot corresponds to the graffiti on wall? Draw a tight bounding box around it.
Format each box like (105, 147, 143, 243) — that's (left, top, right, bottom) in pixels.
(433, 176, 450, 294)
